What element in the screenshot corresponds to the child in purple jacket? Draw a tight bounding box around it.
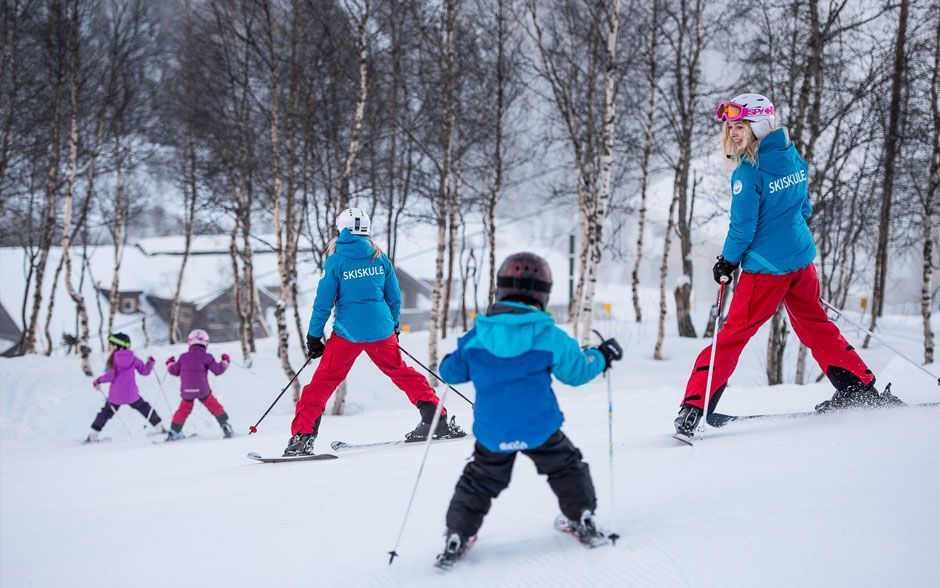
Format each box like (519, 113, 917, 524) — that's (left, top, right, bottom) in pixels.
(85, 333, 166, 443)
(164, 329, 233, 440)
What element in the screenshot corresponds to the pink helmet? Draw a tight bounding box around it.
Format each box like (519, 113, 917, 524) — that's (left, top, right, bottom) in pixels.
(187, 329, 210, 346)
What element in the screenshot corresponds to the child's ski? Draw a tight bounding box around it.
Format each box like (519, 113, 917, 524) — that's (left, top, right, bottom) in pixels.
(153, 433, 198, 444)
(81, 437, 112, 445)
(331, 435, 473, 452)
(246, 451, 338, 463)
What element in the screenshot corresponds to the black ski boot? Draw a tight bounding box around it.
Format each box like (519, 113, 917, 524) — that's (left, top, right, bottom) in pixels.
(282, 433, 317, 457)
(673, 404, 703, 439)
(220, 421, 234, 439)
(406, 401, 466, 442)
(434, 415, 466, 440)
(554, 510, 611, 547)
(434, 531, 474, 569)
(815, 380, 904, 413)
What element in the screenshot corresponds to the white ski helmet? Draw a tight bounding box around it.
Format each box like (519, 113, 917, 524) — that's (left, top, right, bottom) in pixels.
(336, 207, 371, 236)
(188, 328, 210, 346)
(728, 93, 776, 139)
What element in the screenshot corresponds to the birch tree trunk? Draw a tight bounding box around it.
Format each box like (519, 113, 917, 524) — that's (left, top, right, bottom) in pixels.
(107, 117, 127, 335)
(170, 137, 198, 344)
(632, 0, 660, 324)
(766, 305, 788, 385)
(442, 159, 461, 339)
(59, 10, 92, 375)
(577, 0, 621, 346)
(866, 0, 908, 347)
(330, 0, 370, 415)
(923, 14, 939, 365)
(262, 0, 300, 401)
(23, 6, 64, 355)
(428, 0, 456, 382)
(485, 0, 508, 307)
(654, 192, 680, 360)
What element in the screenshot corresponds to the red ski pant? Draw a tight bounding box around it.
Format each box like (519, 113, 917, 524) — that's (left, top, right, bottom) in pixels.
(291, 334, 444, 435)
(683, 264, 873, 412)
(172, 393, 227, 426)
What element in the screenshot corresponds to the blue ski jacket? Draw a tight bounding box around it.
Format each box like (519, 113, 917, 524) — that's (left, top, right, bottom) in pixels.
(721, 128, 817, 274)
(307, 229, 401, 343)
(439, 301, 606, 453)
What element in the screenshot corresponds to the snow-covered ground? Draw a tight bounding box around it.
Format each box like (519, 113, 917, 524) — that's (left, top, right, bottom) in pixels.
(2, 310, 939, 587)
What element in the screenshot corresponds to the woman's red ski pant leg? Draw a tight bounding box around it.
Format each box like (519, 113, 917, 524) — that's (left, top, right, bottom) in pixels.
(291, 334, 361, 435)
(783, 264, 874, 386)
(682, 272, 790, 410)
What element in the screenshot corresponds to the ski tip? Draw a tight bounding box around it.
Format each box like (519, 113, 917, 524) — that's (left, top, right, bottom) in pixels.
(246, 452, 263, 461)
(387, 550, 398, 565)
(330, 441, 344, 451)
(672, 433, 695, 446)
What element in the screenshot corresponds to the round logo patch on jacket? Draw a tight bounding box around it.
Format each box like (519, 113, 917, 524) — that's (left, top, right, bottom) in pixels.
(732, 179, 743, 195)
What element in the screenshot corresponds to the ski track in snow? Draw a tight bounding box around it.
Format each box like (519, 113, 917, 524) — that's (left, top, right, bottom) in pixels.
(2, 321, 940, 587)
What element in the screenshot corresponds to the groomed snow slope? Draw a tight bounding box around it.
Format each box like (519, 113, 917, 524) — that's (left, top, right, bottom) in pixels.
(2, 315, 939, 588)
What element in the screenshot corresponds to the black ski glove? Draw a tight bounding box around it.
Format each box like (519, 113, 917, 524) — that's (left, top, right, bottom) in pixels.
(712, 255, 738, 284)
(596, 338, 623, 370)
(306, 335, 326, 359)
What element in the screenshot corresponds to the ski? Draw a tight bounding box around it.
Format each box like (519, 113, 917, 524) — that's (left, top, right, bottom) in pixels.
(672, 432, 694, 446)
(81, 437, 112, 445)
(246, 451, 338, 463)
(330, 435, 472, 452)
(153, 433, 198, 444)
(553, 514, 615, 548)
(707, 401, 940, 429)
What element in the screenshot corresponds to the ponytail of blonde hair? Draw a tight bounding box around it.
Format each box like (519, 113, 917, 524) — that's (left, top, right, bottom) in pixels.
(326, 235, 384, 260)
(719, 120, 760, 168)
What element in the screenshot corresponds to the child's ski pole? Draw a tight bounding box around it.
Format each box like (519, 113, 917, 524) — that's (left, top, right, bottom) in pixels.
(592, 329, 621, 544)
(247, 355, 314, 434)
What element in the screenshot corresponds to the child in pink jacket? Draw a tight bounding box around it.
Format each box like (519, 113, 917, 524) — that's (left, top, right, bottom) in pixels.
(164, 329, 233, 440)
(85, 333, 166, 443)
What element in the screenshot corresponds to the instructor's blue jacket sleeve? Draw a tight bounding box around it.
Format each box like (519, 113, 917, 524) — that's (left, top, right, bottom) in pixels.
(721, 165, 761, 265)
(384, 261, 402, 327)
(307, 258, 339, 338)
(548, 327, 606, 386)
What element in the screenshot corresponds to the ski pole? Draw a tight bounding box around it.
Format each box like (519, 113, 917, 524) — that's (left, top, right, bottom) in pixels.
(94, 384, 133, 437)
(398, 345, 474, 408)
(247, 355, 314, 434)
(698, 278, 728, 435)
(152, 368, 175, 419)
(821, 298, 940, 387)
(591, 329, 621, 545)
(387, 377, 452, 565)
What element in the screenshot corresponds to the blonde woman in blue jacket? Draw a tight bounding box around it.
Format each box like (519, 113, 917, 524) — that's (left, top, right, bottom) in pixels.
(674, 93, 901, 440)
(283, 208, 465, 456)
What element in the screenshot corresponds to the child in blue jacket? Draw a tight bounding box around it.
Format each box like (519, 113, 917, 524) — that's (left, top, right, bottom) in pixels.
(434, 252, 622, 567)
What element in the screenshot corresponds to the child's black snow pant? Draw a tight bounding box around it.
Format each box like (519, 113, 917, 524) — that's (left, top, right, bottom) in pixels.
(444, 429, 596, 538)
(91, 398, 162, 431)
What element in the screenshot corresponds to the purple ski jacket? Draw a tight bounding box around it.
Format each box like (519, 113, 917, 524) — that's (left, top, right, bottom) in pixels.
(95, 349, 154, 405)
(167, 345, 228, 400)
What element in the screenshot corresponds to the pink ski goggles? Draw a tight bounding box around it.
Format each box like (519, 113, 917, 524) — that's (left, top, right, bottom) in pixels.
(715, 101, 775, 122)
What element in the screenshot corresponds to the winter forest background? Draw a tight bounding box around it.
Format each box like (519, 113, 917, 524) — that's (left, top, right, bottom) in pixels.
(2, 0, 938, 406)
